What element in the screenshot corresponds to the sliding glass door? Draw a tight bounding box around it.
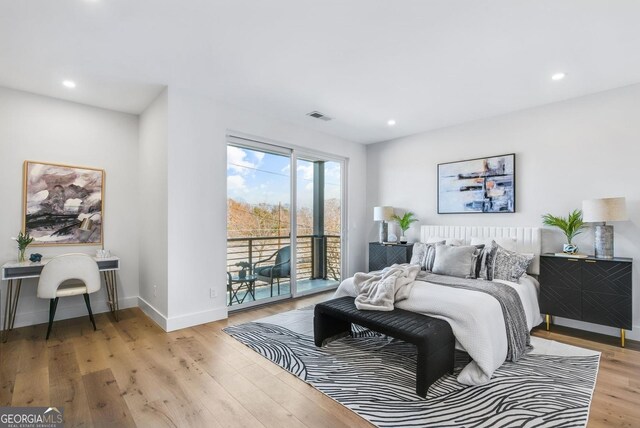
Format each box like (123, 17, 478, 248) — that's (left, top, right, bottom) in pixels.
(294, 158, 342, 296)
(226, 137, 345, 309)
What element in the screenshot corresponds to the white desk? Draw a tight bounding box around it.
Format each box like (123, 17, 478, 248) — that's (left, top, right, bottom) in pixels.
(1, 256, 120, 341)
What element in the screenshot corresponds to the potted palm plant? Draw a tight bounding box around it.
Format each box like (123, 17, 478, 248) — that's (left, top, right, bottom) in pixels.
(542, 209, 586, 254)
(391, 212, 418, 244)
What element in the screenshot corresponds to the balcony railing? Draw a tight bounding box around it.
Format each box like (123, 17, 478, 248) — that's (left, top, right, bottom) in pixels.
(227, 235, 341, 282)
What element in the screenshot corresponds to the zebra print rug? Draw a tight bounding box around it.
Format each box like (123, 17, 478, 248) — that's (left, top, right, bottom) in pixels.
(224, 306, 600, 428)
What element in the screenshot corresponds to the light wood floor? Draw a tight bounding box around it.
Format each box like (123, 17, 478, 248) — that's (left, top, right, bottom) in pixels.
(1, 292, 639, 427)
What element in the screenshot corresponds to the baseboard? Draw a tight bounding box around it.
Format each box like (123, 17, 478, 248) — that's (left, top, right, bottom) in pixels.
(165, 306, 228, 332)
(137, 296, 168, 330)
(136, 299, 227, 332)
(11, 296, 138, 329)
(552, 316, 640, 341)
(5, 291, 227, 333)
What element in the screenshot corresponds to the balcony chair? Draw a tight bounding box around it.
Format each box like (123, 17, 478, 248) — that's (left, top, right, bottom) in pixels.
(253, 245, 291, 297)
(37, 253, 100, 340)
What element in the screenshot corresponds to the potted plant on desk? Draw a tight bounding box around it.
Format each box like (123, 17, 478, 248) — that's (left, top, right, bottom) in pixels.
(12, 231, 34, 263)
(391, 212, 418, 244)
(235, 261, 252, 279)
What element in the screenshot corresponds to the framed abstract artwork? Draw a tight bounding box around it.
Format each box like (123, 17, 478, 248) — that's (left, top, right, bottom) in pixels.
(23, 161, 105, 245)
(438, 153, 515, 214)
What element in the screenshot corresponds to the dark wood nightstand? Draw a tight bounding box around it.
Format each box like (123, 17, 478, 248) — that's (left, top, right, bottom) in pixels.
(539, 253, 632, 347)
(368, 242, 414, 272)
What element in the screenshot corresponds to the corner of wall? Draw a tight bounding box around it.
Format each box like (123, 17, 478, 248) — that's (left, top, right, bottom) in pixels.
(137, 296, 168, 330)
(138, 87, 170, 324)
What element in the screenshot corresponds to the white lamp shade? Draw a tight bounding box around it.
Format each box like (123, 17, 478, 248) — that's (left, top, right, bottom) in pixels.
(582, 197, 628, 222)
(373, 206, 394, 221)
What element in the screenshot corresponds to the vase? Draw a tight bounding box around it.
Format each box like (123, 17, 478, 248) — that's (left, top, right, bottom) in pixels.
(400, 235, 408, 244)
(238, 270, 247, 279)
(18, 248, 26, 262)
(563, 243, 578, 254)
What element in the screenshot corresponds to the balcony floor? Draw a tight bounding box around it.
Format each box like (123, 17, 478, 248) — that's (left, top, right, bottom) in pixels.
(227, 278, 340, 307)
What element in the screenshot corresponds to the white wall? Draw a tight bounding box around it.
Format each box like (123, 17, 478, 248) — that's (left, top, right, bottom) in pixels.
(138, 89, 169, 325)
(366, 83, 640, 339)
(164, 87, 367, 331)
(0, 85, 366, 333)
(0, 87, 140, 327)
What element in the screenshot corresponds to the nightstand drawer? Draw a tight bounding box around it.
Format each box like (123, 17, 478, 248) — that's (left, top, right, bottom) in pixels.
(540, 287, 581, 320)
(582, 260, 632, 296)
(582, 291, 632, 329)
(539, 257, 581, 290)
(387, 246, 411, 265)
(368, 243, 413, 271)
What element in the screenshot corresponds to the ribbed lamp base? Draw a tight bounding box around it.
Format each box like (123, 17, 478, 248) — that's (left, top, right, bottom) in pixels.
(594, 224, 614, 259)
(378, 221, 388, 243)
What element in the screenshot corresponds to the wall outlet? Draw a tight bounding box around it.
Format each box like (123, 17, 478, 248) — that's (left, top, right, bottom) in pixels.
(153, 285, 157, 297)
(210, 288, 218, 299)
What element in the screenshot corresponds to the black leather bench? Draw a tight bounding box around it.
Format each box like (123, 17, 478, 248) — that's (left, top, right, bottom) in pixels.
(314, 296, 455, 397)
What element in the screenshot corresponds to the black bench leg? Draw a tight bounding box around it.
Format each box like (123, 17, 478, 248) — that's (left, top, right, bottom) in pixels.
(416, 350, 428, 398)
(416, 341, 456, 398)
(449, 342, 456, 374)
(314, 312, 351, 347)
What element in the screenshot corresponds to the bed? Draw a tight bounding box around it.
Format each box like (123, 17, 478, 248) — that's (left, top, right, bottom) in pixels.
(334, 225, 544, 386)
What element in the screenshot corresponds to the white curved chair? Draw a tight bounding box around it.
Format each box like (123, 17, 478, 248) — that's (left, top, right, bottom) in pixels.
(37, 253, 101, 340)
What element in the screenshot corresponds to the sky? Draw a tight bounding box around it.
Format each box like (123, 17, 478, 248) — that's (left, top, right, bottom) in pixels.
(227, 145, 341, 208)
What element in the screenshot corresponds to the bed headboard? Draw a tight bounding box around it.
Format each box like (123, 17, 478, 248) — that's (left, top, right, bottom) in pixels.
(420, 225, 542, 275)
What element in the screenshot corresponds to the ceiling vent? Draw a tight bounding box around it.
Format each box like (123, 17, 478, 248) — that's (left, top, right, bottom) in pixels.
(306, 111, 332, 121)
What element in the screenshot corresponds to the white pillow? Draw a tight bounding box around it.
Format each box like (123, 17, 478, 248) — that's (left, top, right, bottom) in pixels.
(470, 237, 517, 252)
(427, 237, 464, 246)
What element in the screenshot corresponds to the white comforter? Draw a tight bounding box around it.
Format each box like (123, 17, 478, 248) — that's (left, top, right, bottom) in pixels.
(333, 274, 544, 386)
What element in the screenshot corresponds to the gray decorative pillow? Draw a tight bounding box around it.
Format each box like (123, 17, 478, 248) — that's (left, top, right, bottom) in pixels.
(424, 241, 444, 271)
(410, 243, 428, 266)
(491, 245, 533, 282)
(469, 244, 485, 279)
(477, 240, 498, 280)
(409, 242, 443, 271)
(432, 244, 478, 278)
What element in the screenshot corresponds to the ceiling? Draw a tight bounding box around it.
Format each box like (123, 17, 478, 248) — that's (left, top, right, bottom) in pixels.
(1, 0, 640, 144)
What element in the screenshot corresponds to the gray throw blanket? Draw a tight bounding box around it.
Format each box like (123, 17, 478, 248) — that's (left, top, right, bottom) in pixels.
(419, 272, 530, 362)
(353, 264, 420, 311)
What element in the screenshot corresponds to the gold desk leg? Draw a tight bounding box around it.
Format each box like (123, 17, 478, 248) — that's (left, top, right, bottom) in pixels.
(103, 271, 119, 322)
(2, 280, 12, 342)
(103, 272, 113, 311)
(9, 279, 22, 330)
(621, 329, 625, 348)
(113, 271, 119, 322)
(546, 314, 550, 331)
(2, 279, 22, 343)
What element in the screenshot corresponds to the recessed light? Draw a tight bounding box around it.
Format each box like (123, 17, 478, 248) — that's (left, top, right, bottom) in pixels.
(387, 119, 396, 126)
(551, 72, 566, 81)
(62, 80, 76, 88)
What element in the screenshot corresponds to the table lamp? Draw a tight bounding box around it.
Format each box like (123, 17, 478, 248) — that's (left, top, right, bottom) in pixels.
(582, 197, 628, 258)
(374, 206, 394, 243)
